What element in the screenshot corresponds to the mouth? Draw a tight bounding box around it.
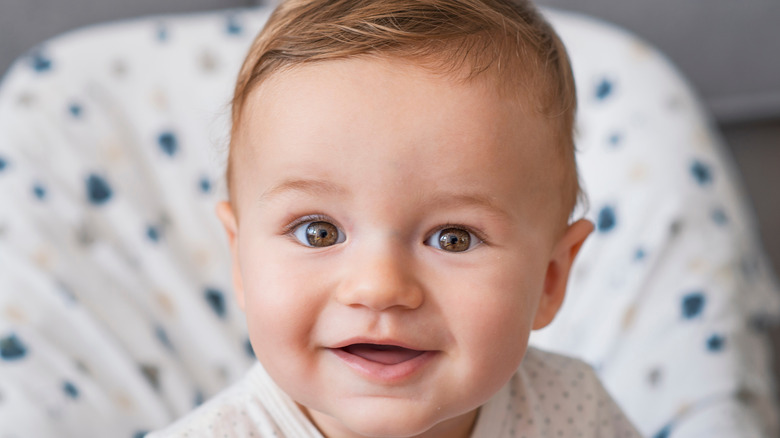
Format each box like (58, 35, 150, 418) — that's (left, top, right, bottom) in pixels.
(340, 343, 426, 365)
(329, 342, 436, 382)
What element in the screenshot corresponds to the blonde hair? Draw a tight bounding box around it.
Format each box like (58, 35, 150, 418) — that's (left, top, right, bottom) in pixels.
(228, 0, 580, 214)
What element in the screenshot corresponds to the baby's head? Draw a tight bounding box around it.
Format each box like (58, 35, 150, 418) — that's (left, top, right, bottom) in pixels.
(217, 1, 593, 437)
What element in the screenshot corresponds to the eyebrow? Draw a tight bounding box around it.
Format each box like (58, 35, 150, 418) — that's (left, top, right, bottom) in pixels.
(425, 191, 512, 221)
(258, 178, 511, 220)
(258, 178, 348, 204)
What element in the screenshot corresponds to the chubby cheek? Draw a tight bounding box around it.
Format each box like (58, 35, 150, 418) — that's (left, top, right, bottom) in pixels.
(444, 258, 545, 387)
(238, 243, 325, 375)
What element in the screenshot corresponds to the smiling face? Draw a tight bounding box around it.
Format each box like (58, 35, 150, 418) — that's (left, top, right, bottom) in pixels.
(218, 57, 592, 438)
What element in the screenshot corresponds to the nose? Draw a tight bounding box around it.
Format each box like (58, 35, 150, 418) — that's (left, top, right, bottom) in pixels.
(334, 243, 425, 312)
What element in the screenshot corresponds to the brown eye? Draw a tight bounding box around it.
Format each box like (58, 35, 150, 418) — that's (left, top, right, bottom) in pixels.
(303, 221, 340, 247)
(436, 228, 471, 252)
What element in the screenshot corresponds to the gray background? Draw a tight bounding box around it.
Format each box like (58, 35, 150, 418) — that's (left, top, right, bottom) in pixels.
(1, 0, 778, 275)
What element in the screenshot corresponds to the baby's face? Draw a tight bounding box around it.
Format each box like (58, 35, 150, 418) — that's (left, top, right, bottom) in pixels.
(218, 57, 592, 438)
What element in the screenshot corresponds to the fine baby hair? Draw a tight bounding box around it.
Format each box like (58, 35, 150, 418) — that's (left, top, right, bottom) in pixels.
(226, 0, 580, 217)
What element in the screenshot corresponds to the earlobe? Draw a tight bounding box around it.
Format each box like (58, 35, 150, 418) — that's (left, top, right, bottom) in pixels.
(216, 201, 246, 311)
(532, 219, 594, 330)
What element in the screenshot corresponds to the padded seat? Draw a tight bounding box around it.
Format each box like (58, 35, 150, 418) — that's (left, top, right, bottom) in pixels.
(0, 5, 777, 437)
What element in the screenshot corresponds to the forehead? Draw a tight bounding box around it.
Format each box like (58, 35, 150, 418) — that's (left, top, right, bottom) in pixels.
(231, 57, 563, 224)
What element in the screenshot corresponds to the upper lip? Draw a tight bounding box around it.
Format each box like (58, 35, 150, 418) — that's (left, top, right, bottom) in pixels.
(329, 337, 429, 351)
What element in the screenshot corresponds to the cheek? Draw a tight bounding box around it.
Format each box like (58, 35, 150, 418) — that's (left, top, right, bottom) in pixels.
(444, 255, 547, 370)
(238, 245, 322, 356)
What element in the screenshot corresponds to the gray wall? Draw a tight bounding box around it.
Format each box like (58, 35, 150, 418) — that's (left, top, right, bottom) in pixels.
(1, 0, 779, 275)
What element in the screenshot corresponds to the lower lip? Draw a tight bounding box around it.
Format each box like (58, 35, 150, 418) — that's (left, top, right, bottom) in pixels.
(329, 348, 437, 383)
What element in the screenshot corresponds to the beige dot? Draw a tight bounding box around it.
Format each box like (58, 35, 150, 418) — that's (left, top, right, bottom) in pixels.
(155, 291, 176, 317)
(198, 49, 219, 73)
(690, 126, 713, 152)
(4, 305, 27, 323)
(621, 305, 636, 330)
(16, 92, 36, 107)
(629, 39, 652, 60)
(628, 163, 648, 182)
(115, 391, 135, 411)
(100, 137, 125, 165)
(686, 258, 708, 273)
(151, 88, 169, 111)
(193, 247, 211, 268)
(32, 246, 53, 269)
(675, 402, 691, 417)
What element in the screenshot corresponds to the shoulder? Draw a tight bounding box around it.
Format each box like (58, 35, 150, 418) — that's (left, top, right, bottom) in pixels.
(512, 347, 642, 437)
(146, 364, 283, 438)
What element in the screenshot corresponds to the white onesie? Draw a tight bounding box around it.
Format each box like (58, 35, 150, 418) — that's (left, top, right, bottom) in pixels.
(149, 347, 642, 438)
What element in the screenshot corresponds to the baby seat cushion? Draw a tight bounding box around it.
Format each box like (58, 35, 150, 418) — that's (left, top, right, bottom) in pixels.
(0, 5, 778, 438)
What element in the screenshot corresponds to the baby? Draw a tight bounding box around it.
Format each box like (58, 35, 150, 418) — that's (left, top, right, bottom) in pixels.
(151, 0, 641, 437)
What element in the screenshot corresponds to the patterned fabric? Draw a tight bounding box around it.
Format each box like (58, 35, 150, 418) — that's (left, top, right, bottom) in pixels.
(0, 5, 777, 438)
(147, 348, 642, 438)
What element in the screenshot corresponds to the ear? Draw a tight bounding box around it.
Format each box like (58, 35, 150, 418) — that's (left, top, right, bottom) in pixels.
(216, 201, 246, 311)
(532, 218, 594, 330)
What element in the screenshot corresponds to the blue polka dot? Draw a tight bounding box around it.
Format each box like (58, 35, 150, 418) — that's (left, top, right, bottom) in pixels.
(155, 326, 174, 351)
(634, 247, 646, 261)
(0, 333, 27, 360)
(29, 51, 52, 73)
(86, 174, 113, 205)
(140, 364, 160, 390)
(199, 176, 211, 193)
(596, 205, 616, 233)
(158, 132, 178, 157)
(205, 287, 226, 319)
(595, 78, 614, 100)
(68, 102, 83, 118)
(711, 208, 728, 225)
(653, 425, 672, 438)
(32, 183, 46, 200)
(608, 132, 622, 147)
(133, 431, 148, 438)
(63, 380, 79, 399)
(0, 156, 7, 172)
(690, 160, 713, 185)
(681, 292, 705, 319)
(225, 15, 243, 35)
(707, 333, 725, 352)
(193, 390, 205, 407)
(146, 225, 160, 242)
(57, 282, 78, 304)
(245, 338, 255, 358)
(156, 23, 168, 42)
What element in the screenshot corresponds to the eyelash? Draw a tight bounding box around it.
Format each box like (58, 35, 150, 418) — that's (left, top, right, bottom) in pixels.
(428, 223, 488, 245)
(282, 213, 335, 236)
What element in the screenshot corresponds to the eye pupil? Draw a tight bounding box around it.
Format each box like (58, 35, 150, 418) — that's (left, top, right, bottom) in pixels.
(306, 221, 339, 247)
(438, 228, 470, 252)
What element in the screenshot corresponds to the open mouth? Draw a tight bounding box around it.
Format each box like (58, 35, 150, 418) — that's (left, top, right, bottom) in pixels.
(340, 343, 426, 365)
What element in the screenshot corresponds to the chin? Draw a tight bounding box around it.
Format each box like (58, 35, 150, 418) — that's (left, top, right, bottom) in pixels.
(334, 403, 464, 438)
(343, 418, 436, 438)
